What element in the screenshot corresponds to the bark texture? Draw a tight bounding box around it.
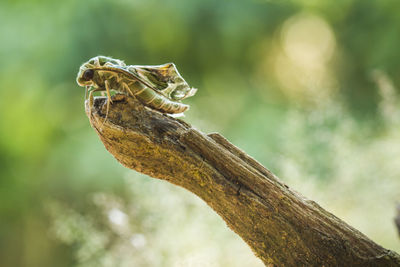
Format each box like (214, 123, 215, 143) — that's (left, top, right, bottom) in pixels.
(86, 94, 400, 267)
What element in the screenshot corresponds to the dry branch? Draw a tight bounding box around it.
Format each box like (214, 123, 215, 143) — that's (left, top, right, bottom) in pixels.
(86, 94, 400, 266)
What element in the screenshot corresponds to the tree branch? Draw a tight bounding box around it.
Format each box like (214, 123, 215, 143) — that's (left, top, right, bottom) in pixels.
(86, 94, 400, 266)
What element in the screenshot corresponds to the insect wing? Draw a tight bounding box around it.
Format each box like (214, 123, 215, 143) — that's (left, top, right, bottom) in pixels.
(127, 63, 197, 101)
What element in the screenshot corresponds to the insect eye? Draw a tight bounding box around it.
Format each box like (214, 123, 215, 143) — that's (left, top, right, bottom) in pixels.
(82, 69, 94, 81)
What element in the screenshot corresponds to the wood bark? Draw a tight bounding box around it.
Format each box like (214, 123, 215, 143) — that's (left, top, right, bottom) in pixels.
(86, 94, 400, 267)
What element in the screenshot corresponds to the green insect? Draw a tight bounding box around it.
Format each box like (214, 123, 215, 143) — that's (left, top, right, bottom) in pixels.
(76, 56, 197, 120)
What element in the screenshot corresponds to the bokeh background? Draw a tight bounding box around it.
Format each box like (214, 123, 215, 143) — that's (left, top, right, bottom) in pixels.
(1, 0, 400, 266)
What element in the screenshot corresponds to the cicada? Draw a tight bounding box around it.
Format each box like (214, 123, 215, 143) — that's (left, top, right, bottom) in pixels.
(76, 56, 197, 120)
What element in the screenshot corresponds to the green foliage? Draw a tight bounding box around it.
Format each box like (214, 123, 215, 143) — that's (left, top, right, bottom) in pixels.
(1, 0, 399, 266)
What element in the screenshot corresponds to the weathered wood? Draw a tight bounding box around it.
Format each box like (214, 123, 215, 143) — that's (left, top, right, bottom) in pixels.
(86, 94, 400, 266)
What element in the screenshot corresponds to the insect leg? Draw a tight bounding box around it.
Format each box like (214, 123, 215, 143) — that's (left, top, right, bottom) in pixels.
(100, 80, 113, 127)
(89, 89, 94, 108)
(132, 85, 147, 96)
(88, 87, 96, 107)
(88, 87, 102, 109)
(122, 82, 135, 97)
(105, 80, 113, 104)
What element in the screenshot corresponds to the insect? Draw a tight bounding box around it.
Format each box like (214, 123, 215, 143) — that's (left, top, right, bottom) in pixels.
(76, 56, 197, 121)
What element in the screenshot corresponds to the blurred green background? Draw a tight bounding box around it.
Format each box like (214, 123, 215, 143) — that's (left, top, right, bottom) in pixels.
(1, 0, 400, 266)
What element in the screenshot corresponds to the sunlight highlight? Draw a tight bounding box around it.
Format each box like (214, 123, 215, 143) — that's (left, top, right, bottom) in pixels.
(273, 13, 337, 102)
(108, 208, 128, 226)
(281, 13, 335, 69)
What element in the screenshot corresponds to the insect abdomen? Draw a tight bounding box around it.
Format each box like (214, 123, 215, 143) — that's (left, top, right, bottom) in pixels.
(132, 85, 188, 114)
(156, 98, 189, 114)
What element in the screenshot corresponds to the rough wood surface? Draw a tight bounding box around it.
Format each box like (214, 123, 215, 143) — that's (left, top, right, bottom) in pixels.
(86, 94, 400, 267)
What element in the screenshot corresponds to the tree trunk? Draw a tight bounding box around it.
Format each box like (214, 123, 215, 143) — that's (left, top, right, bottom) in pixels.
(86, 94, 400, 267)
